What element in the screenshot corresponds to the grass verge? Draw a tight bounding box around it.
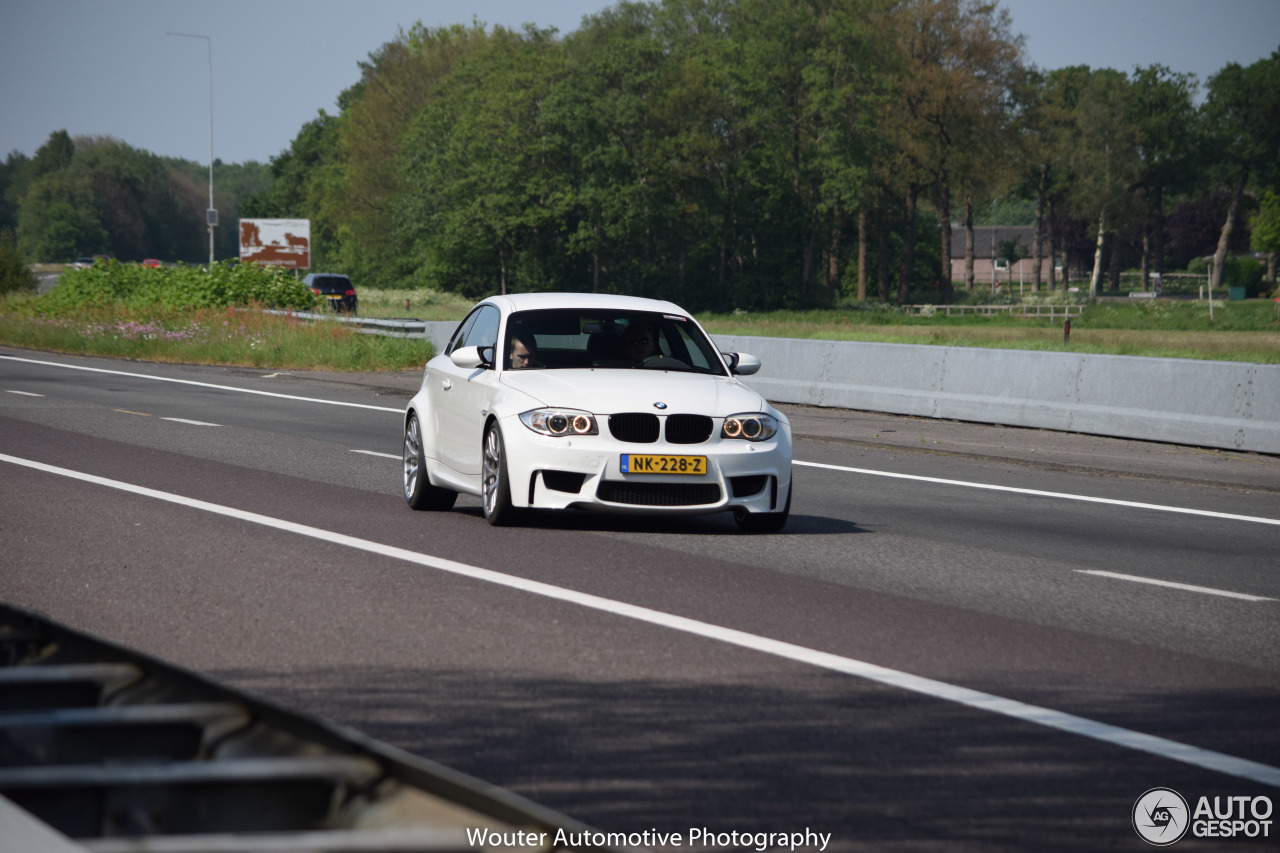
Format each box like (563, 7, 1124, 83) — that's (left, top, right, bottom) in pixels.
(0, 298, 432, 371)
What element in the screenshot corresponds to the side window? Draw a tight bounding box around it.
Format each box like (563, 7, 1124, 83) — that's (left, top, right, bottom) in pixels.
(465, 306, 501, 352)
(446, 311, 479, 355)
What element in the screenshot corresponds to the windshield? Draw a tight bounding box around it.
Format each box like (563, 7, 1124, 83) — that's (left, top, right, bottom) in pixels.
(503, 309, 726, 376)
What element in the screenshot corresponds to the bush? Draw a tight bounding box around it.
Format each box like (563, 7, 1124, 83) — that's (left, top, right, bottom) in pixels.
(39, 260, 319, 313)
(0, 230, 37, 296)
(1186, 256, 1266, 297)
(1222, 255, 1266, 297)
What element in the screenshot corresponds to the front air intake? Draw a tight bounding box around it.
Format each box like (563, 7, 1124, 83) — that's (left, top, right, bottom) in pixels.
(596, 481, 721, 506)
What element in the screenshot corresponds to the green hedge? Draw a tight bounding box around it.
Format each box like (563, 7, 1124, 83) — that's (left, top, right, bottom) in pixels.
(40, 261, 319, 313)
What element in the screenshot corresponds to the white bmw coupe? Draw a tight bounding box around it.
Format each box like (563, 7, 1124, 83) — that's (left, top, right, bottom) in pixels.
(402, 292, 792, 531)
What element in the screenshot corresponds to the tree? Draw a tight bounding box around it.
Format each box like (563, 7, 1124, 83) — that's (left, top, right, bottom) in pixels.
(325, 22, 493, 287)
(888, 0, 1023, 303)
(0, 229, 37, 295)
(1126, 65, 1199, 289)
(401, 25, 569, 297)
(15, 135, 222, 262)
(1032, 67, 1091, 291)
(17, 170, 108, 260)
(0, 151, 33, 234)
(32, 130, 75, 177)
(1202, 50, 1280, 292)
(1048, 67, 1140, 298)
(546, 1, 677, 298)
(806, 0, 895, 304)
(1007, 69, 1044, 291)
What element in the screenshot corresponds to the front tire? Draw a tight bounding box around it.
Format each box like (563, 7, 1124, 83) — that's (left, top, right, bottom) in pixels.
(404, 413, 457, 511)
(482, 423, 520, 526)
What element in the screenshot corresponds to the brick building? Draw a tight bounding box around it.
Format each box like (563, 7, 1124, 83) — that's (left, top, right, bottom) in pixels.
(949, 224, 1059, 286)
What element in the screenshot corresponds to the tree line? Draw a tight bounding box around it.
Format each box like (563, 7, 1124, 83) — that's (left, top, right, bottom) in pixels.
(0, 130, 268, 267)
(5, 0, 1279, 311)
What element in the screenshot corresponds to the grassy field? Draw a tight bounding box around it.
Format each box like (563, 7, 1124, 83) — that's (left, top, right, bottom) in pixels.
(353, 287, 476, 321)
(3, 277, 1278, 370)
(696, 302, 1280, 363)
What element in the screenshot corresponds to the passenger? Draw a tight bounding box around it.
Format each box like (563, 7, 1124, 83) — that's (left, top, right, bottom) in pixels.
(508, 335, 540, 369)
(622, 322, 658, 362)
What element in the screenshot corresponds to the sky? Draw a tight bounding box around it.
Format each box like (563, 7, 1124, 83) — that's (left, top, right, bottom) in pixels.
(2, 0, 1278, 168)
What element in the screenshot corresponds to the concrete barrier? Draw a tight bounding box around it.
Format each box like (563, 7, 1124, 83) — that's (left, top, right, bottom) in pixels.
(714, 335, 1280, 455)
(420, 320, 1277, 454)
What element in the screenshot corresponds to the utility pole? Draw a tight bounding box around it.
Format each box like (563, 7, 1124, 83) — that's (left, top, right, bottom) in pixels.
(167, 32, 216, 266)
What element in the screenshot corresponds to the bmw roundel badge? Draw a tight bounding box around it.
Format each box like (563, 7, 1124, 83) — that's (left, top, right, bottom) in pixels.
(654, 402, 667, 409)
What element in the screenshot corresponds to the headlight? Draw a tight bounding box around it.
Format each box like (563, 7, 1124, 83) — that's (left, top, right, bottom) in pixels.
(721, 413, 778, 442)
(520, 408, 599, 437)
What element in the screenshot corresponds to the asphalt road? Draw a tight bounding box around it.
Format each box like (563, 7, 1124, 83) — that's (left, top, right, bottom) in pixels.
(2, 346, 1278, 851)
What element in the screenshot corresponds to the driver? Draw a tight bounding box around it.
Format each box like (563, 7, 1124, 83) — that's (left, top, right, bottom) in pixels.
(509, 335, 540, 369)
(622, 322, 658, 362)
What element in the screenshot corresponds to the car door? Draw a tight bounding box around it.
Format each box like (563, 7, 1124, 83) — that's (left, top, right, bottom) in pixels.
(436, 305, 501, 476)
(424, 311, 475, 472)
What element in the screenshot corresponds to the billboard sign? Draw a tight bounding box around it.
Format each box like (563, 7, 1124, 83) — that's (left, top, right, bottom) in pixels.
(239, 218, 310, 269)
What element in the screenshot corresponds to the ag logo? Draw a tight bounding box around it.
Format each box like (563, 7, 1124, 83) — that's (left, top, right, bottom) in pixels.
(1133, 788, 1190, 846)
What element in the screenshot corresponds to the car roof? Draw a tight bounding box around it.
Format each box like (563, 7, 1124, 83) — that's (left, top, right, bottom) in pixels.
(480, 292, 687, 316)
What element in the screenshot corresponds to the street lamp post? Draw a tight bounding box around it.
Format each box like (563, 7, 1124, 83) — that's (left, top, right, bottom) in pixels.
(166, 32, 216, 266)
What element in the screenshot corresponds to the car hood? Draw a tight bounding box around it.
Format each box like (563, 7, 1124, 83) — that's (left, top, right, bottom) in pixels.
(500, 369, 769, 416)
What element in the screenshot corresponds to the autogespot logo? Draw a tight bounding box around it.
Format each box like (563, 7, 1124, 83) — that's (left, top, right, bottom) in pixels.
(1134, 788, 1191, 846)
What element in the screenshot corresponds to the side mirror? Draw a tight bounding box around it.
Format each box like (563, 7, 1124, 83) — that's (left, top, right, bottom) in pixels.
(724, 352, 761, 376)
(450, 346, 487, 369)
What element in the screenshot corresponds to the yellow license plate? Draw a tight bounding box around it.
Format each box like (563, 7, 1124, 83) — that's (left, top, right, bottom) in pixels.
(620, 454, 707, 475)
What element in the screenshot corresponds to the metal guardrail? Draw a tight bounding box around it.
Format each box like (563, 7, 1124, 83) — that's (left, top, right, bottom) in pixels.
(0, 603, 610, 852)
(901, 304, 1085, 319)
(263, 309, 430, 339)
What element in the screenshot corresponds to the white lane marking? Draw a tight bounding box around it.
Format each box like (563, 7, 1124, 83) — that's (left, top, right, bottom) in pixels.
(796, 460, 1280, 527)
(3, 451, 1279, 789)
(7, 354, 1274, 528)
(351, 450, 399, 459)
(0, 355, 401, 413)
(1075, 570, 1276, 602)
(162, 418, 221, 427)
(4, 390, 44, 397)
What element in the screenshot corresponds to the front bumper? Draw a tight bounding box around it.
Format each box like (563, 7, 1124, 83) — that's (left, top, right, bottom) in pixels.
(497, 413, 792, 516)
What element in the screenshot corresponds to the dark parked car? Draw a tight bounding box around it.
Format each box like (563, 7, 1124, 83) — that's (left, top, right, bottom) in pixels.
(303, 273, 358, 313)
